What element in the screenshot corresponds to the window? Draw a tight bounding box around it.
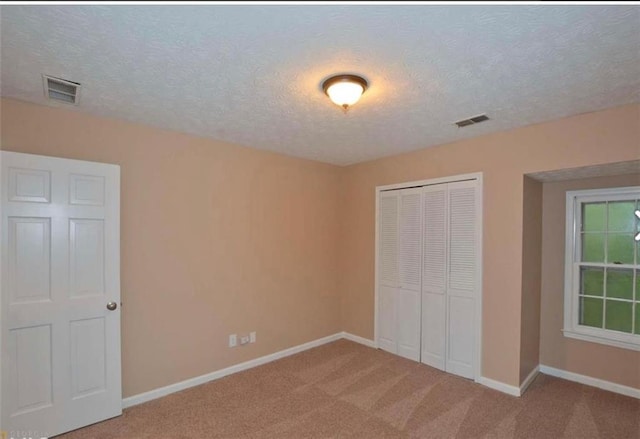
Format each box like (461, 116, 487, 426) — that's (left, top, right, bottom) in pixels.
(564, 186, 640, 351)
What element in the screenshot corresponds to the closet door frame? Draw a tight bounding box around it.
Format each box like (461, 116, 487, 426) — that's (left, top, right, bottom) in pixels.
(374, 172, 483, 382)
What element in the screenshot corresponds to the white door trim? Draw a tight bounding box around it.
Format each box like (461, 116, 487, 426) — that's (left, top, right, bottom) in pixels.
(375, 172, 483, 382)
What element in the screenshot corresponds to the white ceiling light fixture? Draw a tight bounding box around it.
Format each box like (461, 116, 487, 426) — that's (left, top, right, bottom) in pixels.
(322, 74, 368, 111)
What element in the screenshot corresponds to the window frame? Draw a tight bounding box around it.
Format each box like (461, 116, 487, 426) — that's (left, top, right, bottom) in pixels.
(563, 186, 640, 351)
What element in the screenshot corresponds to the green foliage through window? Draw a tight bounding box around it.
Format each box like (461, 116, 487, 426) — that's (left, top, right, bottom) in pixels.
(578, 199, 639, 335)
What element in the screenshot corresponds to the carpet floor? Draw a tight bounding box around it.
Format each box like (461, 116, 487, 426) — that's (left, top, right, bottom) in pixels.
(57, 339, 640, 438)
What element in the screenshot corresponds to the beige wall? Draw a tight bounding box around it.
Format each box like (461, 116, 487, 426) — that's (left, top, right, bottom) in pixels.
(520, 176, 542, 382)
(0, 98, 342, 398)
(540, 173, 640, 389)
(2, 97, 639, 394)
(339, 104, 640, 387)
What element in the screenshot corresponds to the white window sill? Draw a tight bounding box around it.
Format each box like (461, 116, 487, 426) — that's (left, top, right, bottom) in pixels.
(563, 329, 640, 352)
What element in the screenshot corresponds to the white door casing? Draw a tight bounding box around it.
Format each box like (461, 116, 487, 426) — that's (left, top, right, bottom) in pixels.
(1, 151, 121, 438)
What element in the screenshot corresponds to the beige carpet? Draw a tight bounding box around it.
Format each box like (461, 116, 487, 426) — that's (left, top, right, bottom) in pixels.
(57, 339, 640, 438)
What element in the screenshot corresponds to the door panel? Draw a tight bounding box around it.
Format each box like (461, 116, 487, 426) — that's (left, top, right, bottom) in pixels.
(421, 184, 448, 370)
(421, 292, 445, 370)
(448, 182, 477, 297)
(378, 285, 397, 354)
(8, 168, 51, 203)
(69, 219, 105, 297)
(69, 174, 105, 206)
(397, 288, 421, 361)
(446, 180, 479, 379)
(399, 189, 422, 291)
(377, 191, 399, 351)
(447, 295, 475, 379)
(397, 188, 422, 360)
(422, 187, 447, 292)
(1, 151, 121, 438)
(378, 193, 399, 288)
(8, 217, 51, 303)
(70, 317, 107, 398)
(9, 324, 53, 415)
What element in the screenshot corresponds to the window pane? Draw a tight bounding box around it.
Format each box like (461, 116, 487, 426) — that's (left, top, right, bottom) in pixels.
(607, 233, 635, 264)
(582, 203, 606, 232)
(605, 300, 633, 333)
(579, 297, 603, 328)
(607, 201, 635, 232)
(636, 270, 640, 301)
(606, 268, 633, 300)
(635, 303, 640, 335)
(582, 233, 605, 262)
(580, 267, 604, 296)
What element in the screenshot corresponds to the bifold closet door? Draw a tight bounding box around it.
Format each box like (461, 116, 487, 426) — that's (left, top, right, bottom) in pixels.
(421, 180, 478, 379)
(377, 191, 399, 354)
(445, 180, 478, 379)
(378, 179, 478, 374)
(421, 184, 448, 370)
(397, 188, 422, 361)
(377, 188, 422, 361)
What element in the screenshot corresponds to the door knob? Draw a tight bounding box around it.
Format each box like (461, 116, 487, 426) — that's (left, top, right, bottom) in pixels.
(107, 301, 118, 311)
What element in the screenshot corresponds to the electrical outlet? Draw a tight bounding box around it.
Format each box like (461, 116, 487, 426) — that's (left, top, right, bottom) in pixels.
(229, 334, 237, 348)
(250, 331, 256, 343)
(240, 335, 250, 345)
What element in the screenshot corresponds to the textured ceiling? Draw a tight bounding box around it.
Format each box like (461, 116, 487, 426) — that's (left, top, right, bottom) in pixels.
(1, 5, 639, 165)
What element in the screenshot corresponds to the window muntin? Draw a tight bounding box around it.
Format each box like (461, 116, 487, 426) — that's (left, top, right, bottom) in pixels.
(565, 187, 640, 350)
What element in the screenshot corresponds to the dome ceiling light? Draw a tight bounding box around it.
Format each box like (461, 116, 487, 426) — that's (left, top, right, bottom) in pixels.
(322, 74, 368, 111)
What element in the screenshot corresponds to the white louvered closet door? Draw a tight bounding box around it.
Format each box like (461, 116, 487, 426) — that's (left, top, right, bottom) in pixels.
(421, 184, 448, 370)
(446, 180, 479, 379)
(397, 188, 423, 361)
(377, 191, 399, 354)
(378, 177, 479, 376)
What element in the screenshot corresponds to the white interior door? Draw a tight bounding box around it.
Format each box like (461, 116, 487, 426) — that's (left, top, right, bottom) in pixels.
(377, 191, 399, 354)
(445, 180, 478, 379)
(397, 188, 422, 361)
(421, 184, 448, 371)
(1, 151, 121, 438)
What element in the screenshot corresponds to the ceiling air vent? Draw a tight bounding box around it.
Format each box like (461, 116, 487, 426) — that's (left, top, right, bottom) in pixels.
(454, 114, 489, 128)
(42, 75, 81, 104)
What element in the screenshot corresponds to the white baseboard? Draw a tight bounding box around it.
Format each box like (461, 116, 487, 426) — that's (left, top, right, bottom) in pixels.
(341, 331, 376, 348)
(122, 332, 343, 408)
(133, 334, 631, 410)
(477, 367, 539, 398)
(539, 364, 640, 400)
(519, 365, 540, 395)
(477, 376, 521, 397)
